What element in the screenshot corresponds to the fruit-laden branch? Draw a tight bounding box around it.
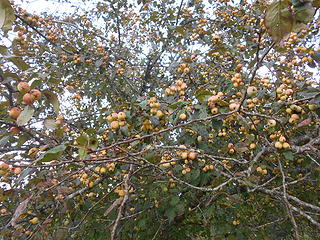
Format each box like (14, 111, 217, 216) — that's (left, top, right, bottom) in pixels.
(14, 12, 73, 55)
(0, 120, 46, 145)
(94, 110, 237, 153)
(239, 41, 276, 108)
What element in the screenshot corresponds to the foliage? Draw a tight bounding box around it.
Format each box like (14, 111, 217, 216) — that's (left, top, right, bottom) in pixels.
(0, 0, 320, 239)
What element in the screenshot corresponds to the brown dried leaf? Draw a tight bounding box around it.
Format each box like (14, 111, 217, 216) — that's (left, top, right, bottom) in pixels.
(10, 197, 31, 227)
(296, 118, 312, 128)
(103, 197, 123, 216)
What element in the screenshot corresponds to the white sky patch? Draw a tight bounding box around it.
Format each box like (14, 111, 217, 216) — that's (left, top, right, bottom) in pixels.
(15, 0, 90, 14)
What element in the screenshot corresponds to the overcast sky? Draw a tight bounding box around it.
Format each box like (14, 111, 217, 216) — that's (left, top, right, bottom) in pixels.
(15, 0, 91, 14)
(12, 0, 320, 81)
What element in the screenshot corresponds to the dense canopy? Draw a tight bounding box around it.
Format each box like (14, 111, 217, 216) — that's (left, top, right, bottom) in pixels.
(0, 0, 320, 239)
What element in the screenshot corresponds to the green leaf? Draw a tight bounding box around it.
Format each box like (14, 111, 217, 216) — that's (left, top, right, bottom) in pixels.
(17, 134, 29, 147)
(164, 208, 176, 222)
(44, 119, 58, 130)
(95, 59, 103, 68)
(15, 168, 35, 185)
(55, 229, 68, 240)
(175, 203, 185, 213)
(0, 0, 15, 32)
(43, 90, 60, 114)
(264, 0, 294, 42)
(195, 89, 213, 103)
(120, 125, 129, 136)
(0, 135, 10, 146)
(292, 22, 307, 33)
(79, 147, 88, 160)
(283, 151, 294, 161)
(294, 4, 315, 24)
(292, 0, 304, 7)
(234, 142, 249, 153)
(16, 105, 34, 126)
(313, 0, 320, 7)
(243, 179, 254, 187)
(49, 76, 61, 85)
(0, 45, 8, 55)
(312, 51, 320, 64)
(138, 100, 148, 110)
(76, 135, 89, 146)
(168, 101, 188, 111)
(175, 26, 184, 34)
(88, 137, 98, 150)
(192, 169, 200, 181)
(211, 119, 223, 130)
(39, 144, 67, 162)
(7, 56, 30, 70)
(218, 99, 229, 107)
(170, 196, 180, 206)
(138, 218, 147, 228)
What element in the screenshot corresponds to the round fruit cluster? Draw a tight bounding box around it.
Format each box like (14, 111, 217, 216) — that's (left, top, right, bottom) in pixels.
(176, 147, 197, 175)
(115, 189, 126, 197)
(141, 119, 153, 132)
(285, 104, 305, 124)
(274, 135, 290, 150)
(79, 172, 94, 188)
(95, 163, 115, 173)
(202, 164, 214, 172)
(28, 147, 39, 157)
(284, 32, 298, 48)
(148, 97, 164, 118)
(227, 143, 236, 154)
(160, 153, 175, 168)
(246, 86, 257, 97)
(115, 187, 128, 197)
(0, 162, 21, 182)
(218, 129, 227, 137)
(222, 160, 232, 169)
(246, 98, 259, 109)
(276, 83, 294, 102)
(106, 111, 127, 130)
(17, 81, 42, 105)
(164, 79, 187, 97)
(8, 82, 42, 121)
(159, 147, 198, 175)
(177, 63, 190, 74)
(256, 166, 268, 175)
(228, 100, 240, 111)
(260, 77, 272, 88)
(207, 91, 224, 114)
(8, 106, 21, 119)
(231, 73, 244, 88)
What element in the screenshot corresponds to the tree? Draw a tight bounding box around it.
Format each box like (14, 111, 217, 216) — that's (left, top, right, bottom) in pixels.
(0, 0, 319, 239)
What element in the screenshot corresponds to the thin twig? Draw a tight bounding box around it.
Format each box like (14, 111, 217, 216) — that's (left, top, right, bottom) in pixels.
(111, 164, 133, 240)
(278, 159, 300, 240)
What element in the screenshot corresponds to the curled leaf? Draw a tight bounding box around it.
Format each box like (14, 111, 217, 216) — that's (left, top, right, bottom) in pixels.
(44, 119, 58, 130)
(16, 105, 34, 126)
(0, 0, 15, 32)
(38, 144, 66, 162)
(43, 90, 60, 114)
(294, 3, 315, 24)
